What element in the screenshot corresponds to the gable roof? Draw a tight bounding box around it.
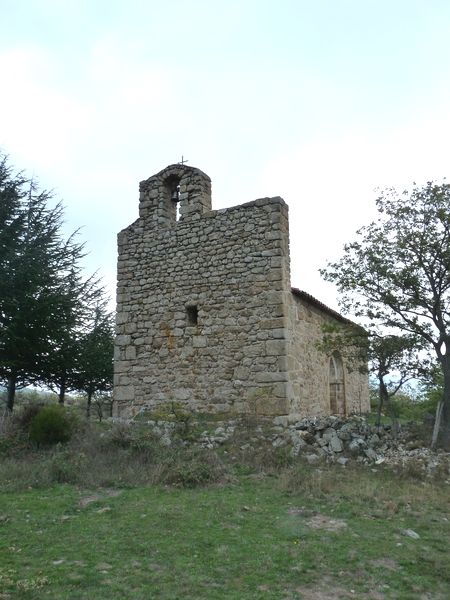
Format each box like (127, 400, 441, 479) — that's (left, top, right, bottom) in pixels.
(291, 287, 355, 325)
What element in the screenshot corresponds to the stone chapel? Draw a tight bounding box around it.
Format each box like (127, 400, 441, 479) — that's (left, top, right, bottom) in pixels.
(113, 164, 369, 418)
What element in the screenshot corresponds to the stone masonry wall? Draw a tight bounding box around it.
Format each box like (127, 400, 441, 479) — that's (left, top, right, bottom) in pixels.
(286, 291, 369, 417)
(114, 164, 292, 418)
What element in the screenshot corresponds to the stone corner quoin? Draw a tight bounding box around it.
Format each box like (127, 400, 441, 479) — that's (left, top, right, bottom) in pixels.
(113, 163, 369, 419)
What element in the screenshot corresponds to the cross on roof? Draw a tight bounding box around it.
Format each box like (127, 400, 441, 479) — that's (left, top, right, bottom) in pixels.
(178, 155, 188, 165)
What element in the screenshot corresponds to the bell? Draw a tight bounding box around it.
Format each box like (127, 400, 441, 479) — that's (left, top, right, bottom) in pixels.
(171, 186, 180, 202)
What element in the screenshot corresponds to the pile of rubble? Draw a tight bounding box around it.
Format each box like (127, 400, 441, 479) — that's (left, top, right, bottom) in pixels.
(128, 412, 450, 479)
(198, 414, 450, 479)
(272, 414, 396, 464)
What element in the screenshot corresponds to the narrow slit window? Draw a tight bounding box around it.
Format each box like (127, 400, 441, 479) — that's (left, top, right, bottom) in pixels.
(186, 305, 198, 325)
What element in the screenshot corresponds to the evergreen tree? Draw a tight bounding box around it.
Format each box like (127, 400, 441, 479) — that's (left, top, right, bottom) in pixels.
(0, 153, 108, 411)
(43, 264, 105, 404)
(72, 304, 114, 418)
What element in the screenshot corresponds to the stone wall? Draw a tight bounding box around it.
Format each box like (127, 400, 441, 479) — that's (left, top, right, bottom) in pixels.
(114, 163, 369, 418)
(286, 290, 369, 417)
(114, 164, 292, 417)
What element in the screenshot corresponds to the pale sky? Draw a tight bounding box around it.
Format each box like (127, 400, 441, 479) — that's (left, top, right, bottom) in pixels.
(1, 0, 450, 313)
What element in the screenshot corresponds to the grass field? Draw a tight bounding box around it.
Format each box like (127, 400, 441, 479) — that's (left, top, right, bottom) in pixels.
(1, 413, 449, 599)
(1, 463, 449, 599)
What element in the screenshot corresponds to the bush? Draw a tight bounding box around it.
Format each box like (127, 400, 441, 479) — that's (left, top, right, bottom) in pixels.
(105, 422, 161, 453)
(14, 403, 43, 432)
(29, 405, 74, 446)
(0, 410, 15, 437)
(161, 447, 229, 488)
(105, 421, 134, 447)
(0, 411, 28, 455)
(390, 395, 438, 422)
(48, 450, 87, 483)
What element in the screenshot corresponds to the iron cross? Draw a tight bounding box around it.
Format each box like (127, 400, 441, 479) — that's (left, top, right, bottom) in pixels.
(179, 155, 189, 165)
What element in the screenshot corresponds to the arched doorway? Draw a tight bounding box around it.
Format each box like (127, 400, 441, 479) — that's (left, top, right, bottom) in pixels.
(329, 352, 346, 415)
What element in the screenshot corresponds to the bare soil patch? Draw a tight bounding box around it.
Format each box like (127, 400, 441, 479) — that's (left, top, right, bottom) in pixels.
(369, 557, 399, 571)
(78, 489, 121, 507)
(306, 513, 347, 532)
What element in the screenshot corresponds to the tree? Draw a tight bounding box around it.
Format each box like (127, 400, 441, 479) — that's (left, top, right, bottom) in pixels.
(0, 156, 28, 408)
(321, 182, 450, 445)
(71, 304, 114, 418)
(368, 334, 425, 429)
(0, 159, 74, 408)
(420, 364, 443, 409)
(320, 323, 424, 428)
(0, 153, 106, 411)
(43, 265, 105, 404)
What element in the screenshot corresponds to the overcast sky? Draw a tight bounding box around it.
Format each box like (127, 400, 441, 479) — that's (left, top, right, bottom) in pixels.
(1, 0, 450, 313)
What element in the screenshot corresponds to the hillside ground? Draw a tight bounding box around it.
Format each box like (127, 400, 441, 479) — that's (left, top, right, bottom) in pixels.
(0, 414, 449, 599)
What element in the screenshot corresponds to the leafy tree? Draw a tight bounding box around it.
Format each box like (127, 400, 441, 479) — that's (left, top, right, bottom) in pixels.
(91, 391, 114, 421)
(321, 182, 450, 445)
(386, 384, 437, 423)
(368, 334, 425, 429)
(420, 364, 443, 409)
(72, 304, 114, 418)
(320, 323, 424, 429)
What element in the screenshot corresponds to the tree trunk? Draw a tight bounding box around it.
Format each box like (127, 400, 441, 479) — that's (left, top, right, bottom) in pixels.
(58, 379, 66, 405)
(86, 390, 92, 418)
(385, 395, 399, 436)
(6, 374, 16, 411)
(431, 401, 444, 449)
(375, 398, 382, 427)
(437, 353, 450, 447)
(376, 379, 387, 428)
(441, 353, 450, 424)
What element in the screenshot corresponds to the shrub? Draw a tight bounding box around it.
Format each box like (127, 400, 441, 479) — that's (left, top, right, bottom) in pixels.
(0, 411, 29, 455)
(129, 428, 162, 462)
(48, 450, 87, 483)
(0, 410, 15, 437)
(105, 421, 134, 447)
(29, 405, 73, 446)
(14, 403, 43, 432)
(105, 422, 162, 454)
(161, 447, 229, 488)
(393, 395, 438, 422)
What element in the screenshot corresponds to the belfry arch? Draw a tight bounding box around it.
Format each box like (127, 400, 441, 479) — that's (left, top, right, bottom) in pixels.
(138, 164, 212, 227)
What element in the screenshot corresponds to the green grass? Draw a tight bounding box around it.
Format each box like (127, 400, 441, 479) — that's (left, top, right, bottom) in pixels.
(1, 466, 449, 599)
(1, 416, 449, 598)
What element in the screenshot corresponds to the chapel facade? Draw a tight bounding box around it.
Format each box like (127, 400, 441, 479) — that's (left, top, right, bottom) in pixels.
(113, 164, 369, 418)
